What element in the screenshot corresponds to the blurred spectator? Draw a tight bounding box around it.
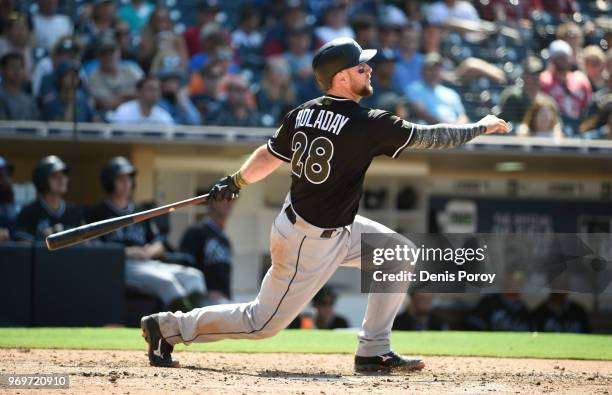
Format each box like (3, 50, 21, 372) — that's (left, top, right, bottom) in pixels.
(540, 39, 592, 121)
(158, 68, 201, 125)
(41, 60, 96, 122)
(137, 7, 188, 74)
(582, 45, 607, 92)
(351, 14, 378, 49)
(0, 156, 18, 242)
(361, 48, 403, 108)
(378, 21, 402, 52)
(86, 156, 206, 312)
(0, 52, 39, 120)
(539, 0, 577, 18)
(314, 2, 354, 43)
(79, 0, 117, 60)
(557, 22, 585, 70)
(0, 0, 15, 35)
(15, 155, 82, 242)
(581, 95, 612, 139)
(180, 198, 235, 303)
(32, 0, 73, 51)
(377, 92, 410, 119)
(86, 35, 142, 112)
(477, 0, 541, 24)
(405, 53, 468, 124)
(231, 5, 264, 75)
(311, 286, 349, 329)
(498, 56, 544, 124)
(32, 36, 82, 98)
(0, 13, 35, 78)
(393, 24, 424, 93)
(284, 25, 319, 103)
(467, 271, 531, 331)
(425, 0, 484, 47)
(255, 56, 295, 127)
(110, 76, 173, 125)
(393, 292, 448, 331)
(263, 0, 314, 57)
(183, 0, 219, 57)
(212, 75, 261, 127)
(117, 0, 154, 37)
(188, 59, 226, 123)
(114, 20, 138, 64)
(531, 273, 590, 333)
(517, 94, 563, 139)
(188, 23, 234, 74)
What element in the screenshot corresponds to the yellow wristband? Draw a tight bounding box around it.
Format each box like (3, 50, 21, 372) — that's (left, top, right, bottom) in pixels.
(231, 171, 249, 189)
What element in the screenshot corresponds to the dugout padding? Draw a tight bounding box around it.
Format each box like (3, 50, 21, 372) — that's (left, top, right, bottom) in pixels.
(0, 242, 32, 326)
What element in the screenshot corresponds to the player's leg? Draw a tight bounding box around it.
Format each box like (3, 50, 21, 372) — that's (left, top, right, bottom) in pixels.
(153, 210, 349, 345)
(125, 259, 190, 309)
(341, 215, 424, 372)
(159, 261, 206, 306)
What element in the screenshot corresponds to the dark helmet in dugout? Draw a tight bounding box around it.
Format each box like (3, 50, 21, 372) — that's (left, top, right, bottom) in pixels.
(32, 155, 70, 193)
(311, 37, 377, 90)
(100, 156, 137, 193)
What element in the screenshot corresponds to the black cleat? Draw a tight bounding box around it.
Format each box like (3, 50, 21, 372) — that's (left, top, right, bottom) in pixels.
(141, 314, 179, 368)
(355, 351, 425, 373)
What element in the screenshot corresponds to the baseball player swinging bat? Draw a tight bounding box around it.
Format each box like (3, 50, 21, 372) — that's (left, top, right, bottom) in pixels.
(45, 193, 210, 251)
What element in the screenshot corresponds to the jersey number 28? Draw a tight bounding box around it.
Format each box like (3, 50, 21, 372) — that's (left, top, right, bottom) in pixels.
(290, 131, 334, 184)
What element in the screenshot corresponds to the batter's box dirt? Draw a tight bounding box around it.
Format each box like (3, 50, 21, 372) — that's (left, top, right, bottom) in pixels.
(2, 349, 611, 394)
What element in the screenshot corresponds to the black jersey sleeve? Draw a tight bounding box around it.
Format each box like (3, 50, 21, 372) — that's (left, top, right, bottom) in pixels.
(179, 226, 203, 264)
(367, 109, 415, 158)
(266, 110, 294, 162)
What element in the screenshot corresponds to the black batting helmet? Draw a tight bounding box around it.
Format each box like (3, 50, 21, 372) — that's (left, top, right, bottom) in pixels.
(100, 156, 137, 194)
(32, 155, 70, 193)
(312, 37, 377, 90)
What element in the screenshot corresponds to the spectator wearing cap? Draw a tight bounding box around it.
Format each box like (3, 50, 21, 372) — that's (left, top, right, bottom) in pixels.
(540, 39, 592, 121)
(188, 23, 236, 74)
(517, 94, 564, 140)
(188, 59, 226, 123)
(41, 60, 96, 122)
(314, 2, 354, 44)
(393, 23, 425, 92)
(254, 56, 295, 126)
(15, 155, 83, 242)
(110, 76, 174, 125)
(405, 53, 468, 124)
(425, 0, 485, 50)
(79, 0, 117, 61)
(351, 14, 378, 50)
(361, 48, 403, 108)
(557, 22, 585, 71)
(0, 156, 18, 242)
(312, 286, 349, 329)
(0, 53, 39, 120)
(263, 0, 319, 57)
(393, 292, 448, 331)
(283, 26, 319, 103)
(231, 5, 264, 75)
(117, 0, 154, 37)
(32, 0, 73, 51)
(498, 56, 544, 124)
(582, 46, 607, 93)
(158, 68, 201, 125)
(86, 35, 143, 113)
(0, 13, 35, 79)
(137, 7, 188, 74)
(183, 0, 220, 57)
(32, 36, 83, 99)
(211, 75, 261, 127)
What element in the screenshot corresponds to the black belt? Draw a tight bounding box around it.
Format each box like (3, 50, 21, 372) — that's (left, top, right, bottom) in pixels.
(284, 205, 336, 238)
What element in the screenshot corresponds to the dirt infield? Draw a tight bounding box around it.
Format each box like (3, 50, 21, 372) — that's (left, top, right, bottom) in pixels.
(2, 349, 611, 394)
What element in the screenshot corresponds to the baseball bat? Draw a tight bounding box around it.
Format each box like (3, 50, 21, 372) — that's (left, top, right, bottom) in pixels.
(45, 193, 210, 251)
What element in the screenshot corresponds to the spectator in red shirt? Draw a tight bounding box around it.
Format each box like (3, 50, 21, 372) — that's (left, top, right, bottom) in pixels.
(182, 0, 219, 57)
(539, 0, 577, 17)
(477, 0, 542, 24)
(540, 39, 592, 120)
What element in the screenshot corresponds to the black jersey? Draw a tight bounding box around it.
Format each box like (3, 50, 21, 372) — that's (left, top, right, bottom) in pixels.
(531, 298, 590, 333)
(85, 200, 158, 247)
(180, 218, 232, 298)
(15, 199, 83, 241)
(267, 95, 415, 228)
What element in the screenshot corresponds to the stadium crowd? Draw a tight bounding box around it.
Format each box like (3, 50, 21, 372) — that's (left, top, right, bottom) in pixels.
(0, 0, 609, 137)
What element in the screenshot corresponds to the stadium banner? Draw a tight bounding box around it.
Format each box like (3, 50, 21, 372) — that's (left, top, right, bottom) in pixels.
(360, 233, 612, 294)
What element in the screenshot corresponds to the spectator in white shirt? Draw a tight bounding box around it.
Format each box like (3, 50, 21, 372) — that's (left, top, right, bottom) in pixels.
(32, 0, 73, 51)
(110, 76, 174, 125)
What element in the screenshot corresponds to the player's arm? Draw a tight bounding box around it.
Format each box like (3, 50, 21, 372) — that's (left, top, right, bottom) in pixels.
(207, 144, 284, 201)
(406, 115, 511, 150)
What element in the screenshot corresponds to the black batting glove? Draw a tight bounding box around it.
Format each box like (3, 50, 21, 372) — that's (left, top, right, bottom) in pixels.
(208, 175, 240, 201)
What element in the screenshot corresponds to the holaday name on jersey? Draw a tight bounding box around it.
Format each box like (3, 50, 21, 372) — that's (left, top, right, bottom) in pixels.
(294, 108, 350, 135)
